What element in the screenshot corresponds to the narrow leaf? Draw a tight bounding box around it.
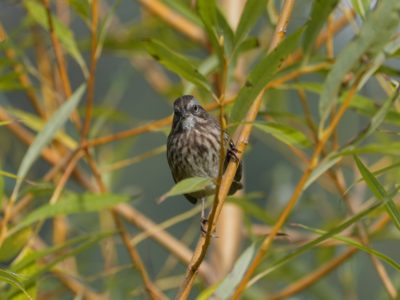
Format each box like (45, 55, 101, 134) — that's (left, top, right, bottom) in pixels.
(354, 156, 400, 231)
(230, 28, 303, 125)
(319, 0, 400, 128)
(0, 269, 31, 300)
(10, 108, 77, 149)
(6, 233, 111, 299)
(303, 0, 339, 56)
(254, 122, 312, 148)
(9, 248, 37, 300)
(11, 192, 131, 234)
(197, 0, 234, 59)
(67, 0, 90, 21)
(0, 165, 4, 208)
(351, 0, 371, 18)
(0, 228, 32, 262)
(351, 88, 400, 145)
(228, 195, 274, 224)
(11, 85, 85, 200)
(282, 82, 400, 126)
(197, 0, 221, 58)
(297, 223, 400, 271)
(24, 0, 88, 76)
(304, 155, 341, 189)
(163, 0, 203, 26)
(12, 232, 113, 272)
(212, 244, 256, 299)
(159, 177, 214, 202)
(145, 40, 212, 93)
(234, 0, 265, 49)
(249, 200, 384, 286)
(338, 142, 400, 156)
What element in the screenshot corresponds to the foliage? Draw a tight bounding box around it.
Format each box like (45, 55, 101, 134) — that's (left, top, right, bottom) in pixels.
(0, 0, 399, 299)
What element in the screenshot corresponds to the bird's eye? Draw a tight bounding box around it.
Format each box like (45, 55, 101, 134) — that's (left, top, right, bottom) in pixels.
(192, 105, 200, 113)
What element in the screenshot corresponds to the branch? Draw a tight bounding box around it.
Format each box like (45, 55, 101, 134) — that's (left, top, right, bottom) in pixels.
(138, 0, 207, 45)
(0, 22, 45, 118)
(41, 0, 81, 128)
(231, 72, 364, 299)
(81, 0, 99, 139)
(176, 2, 298, 297)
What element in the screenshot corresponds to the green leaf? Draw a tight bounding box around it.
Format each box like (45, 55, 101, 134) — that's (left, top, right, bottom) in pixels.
(351, 0, 371, 18)
(96, 0, 122, 61)
(197, 0, 234, 59)
(10, 192, 131, 234)
(0, 168, 4, 209)
(163, 0, 203, 27)
(319, 0, 400, 129)
(303, 0, 339, 57)
(184, 54, 218, 95)
(0, 120, 14, 126)
(249, 200, 384, 286)
(228, 194, 274, 224)
(67, 0, 90, 21)
(254, 122, 312, 148)
(354, 156, 400, 232)
(281, 82, 400, 126)
(351, 88, 400, 145)
(11, 232, 113, 273)
(304, 155, 341, 189)
(9, 108, 77, 149)
(338, 142, 400, 156)
(197, 0, 221, 57)
(24, 0, 88, 76)
(297, 223, 400, 271)
(11, 85, 85, 201)
(9, 248, 37, 300)
(236, 37, 259, 54)
(0, 228, 32, 262)
(234, 0, 265, 50)
(145, 40, 212, 93)
(6, 232, 112, 298)
(160, 177, 214, 202)
(0, 72, 24, 91)
(230, 28, 304, 125)
(212, 244, 256, 299)
(0, 269, 31, 300)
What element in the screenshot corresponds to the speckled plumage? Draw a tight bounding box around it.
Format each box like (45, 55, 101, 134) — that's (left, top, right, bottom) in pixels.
(167, 95, 243, 204)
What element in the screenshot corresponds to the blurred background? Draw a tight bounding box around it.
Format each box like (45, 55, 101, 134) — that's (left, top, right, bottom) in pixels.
(0, 0, 399, 299)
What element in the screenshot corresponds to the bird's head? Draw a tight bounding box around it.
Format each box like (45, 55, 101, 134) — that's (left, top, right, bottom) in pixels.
(171, 95, 209, 132)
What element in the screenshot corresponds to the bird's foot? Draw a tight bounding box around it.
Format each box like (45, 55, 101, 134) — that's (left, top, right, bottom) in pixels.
(228, 141, 240, 162)
(200, 217, 218, 238)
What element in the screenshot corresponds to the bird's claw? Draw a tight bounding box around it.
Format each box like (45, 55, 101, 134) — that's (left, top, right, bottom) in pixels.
(228, 142, 240, 163)
(200, 218, 218, 238)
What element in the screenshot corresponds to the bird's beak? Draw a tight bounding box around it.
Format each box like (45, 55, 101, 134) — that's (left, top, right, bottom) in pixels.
(181, 112, 190, 118)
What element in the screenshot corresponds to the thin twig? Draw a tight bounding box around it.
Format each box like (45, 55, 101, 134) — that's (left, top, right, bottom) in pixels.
(112, 211, 168, 300)
(0, 106, 206, 281)
(41, 0, 81, 128)
(298, 87, 397, 298)
(266, 210, 396, 299)
(84, 63, 329, 149)
(138, 0, 207, 45)
(268, 248, 358, 300)
(83, 149, 167, 300)
(115, 203, 214, 282)
(231, 72, 364, 299)
(0, 22, 45, 118)
(81, 0, 99, 139)
(284, 9, 355, 67)
(176, 1, 296, 297)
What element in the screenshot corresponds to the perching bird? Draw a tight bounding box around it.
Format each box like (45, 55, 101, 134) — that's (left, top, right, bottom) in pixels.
(166, 95, 242, 232)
